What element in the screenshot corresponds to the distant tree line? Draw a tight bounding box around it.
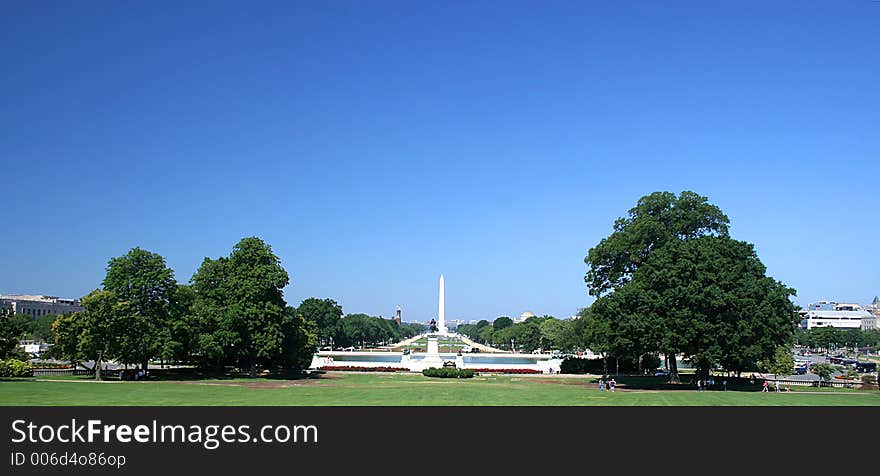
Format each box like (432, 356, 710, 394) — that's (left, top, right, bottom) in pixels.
(456, 315, 588, 353)
(796, 327, 880, 351)
(294, 297, 425, 349)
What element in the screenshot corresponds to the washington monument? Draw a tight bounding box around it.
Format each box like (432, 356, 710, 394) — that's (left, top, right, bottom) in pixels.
(438, 274, 448, 335)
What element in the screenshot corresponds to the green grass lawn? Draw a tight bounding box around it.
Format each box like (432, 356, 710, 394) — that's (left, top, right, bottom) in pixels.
(2, 373, 879, 406)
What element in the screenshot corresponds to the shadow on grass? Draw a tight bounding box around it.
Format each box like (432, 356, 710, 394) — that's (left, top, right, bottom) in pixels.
(132, 367, 324, 382)
(18, 367, 328, 383)
(586, 375, 764, 392)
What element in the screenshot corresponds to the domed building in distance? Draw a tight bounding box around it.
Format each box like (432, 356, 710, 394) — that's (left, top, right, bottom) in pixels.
(517, 311, 536, 323)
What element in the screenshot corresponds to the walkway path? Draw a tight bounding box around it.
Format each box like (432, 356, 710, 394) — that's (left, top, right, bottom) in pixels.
(455, 334, 507, 353)
(388, 333, 507, 353)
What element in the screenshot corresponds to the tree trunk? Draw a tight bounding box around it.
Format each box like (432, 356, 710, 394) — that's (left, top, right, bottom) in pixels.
(95, 352, 103, 381)
(249, 360, 257, 378)
(667, 353, 680, 383)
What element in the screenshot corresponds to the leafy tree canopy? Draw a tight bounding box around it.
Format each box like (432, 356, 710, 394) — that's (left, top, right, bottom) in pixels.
(585, 191, 729, 297)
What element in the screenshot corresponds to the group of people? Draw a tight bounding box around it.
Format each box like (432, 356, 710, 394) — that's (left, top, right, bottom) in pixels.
(761, 380, 792, 393)
(696, 378, 728, 391)
(117, 369, 149, 381)
(597, 377, 616, 392)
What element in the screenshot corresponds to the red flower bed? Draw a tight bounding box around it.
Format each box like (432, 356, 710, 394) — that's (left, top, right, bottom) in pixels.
(320, 366, 409, 372)
(470, 368, 542, 374)
(32, 363, 74, 370)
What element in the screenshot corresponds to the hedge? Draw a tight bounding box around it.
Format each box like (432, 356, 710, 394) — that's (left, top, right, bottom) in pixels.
(422, 367, 474, 379)
(0, 359, 33, 377)
(470, 368, 542, 374)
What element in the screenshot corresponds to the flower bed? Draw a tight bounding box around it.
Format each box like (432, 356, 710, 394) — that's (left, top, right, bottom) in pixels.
(320, 366, 409, 372)
(31, 362, 74, 370)
(470, 368, 542, 374)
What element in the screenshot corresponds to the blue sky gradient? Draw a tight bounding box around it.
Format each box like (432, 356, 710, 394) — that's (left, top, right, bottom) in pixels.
(2, 1, 878, 322)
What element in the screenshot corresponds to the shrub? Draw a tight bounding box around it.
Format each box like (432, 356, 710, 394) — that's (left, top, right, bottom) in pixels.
(861, 374, 877, 389)
(470, 368, 542, 374)
(560, 357, 604, 374)
(422, 367, 473, 378)
(0, 359, 33, 377)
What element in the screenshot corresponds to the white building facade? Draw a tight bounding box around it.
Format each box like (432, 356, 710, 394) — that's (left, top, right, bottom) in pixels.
(799, 300, 873, 330)
(0, 294, 83, 318)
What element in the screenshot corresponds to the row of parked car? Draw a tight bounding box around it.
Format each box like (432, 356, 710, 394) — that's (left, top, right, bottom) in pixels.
(828, 357, 876, 373)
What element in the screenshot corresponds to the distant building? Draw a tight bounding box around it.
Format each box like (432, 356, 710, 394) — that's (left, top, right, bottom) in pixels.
(868, 296, 880, 317)
(0, 294, 83, 319)
(864, 297, 880, 331)
(516, 311, 536, 323)
(799, 300, 873, 330)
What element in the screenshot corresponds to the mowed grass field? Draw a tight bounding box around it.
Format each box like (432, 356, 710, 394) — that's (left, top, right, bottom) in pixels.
(2, 373, 879, 406)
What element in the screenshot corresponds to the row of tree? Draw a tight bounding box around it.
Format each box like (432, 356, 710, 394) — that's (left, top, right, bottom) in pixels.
(293, 297, 425, 348)
(49, 237, 318, 378)
(0, 237, 429, 379)
(796, 327, 880, 351)
(0, 191, 856, 383)
(0, 310, 56, 360)
(456, 315, 588, 353)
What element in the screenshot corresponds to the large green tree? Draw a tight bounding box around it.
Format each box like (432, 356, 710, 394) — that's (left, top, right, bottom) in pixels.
(493, 316, 513, 330)
(79, 290, 135, 380)
(279, 306, 318, 370)
(191, 237, 293, 377)
(592, 236, 798, 381)
(102, 247, 177, 369)
(55, 290, 136, 380)
(585, 191, 729, 297)
(297, 298, 343, 346)
(161, 284, 197, 364)
(585, 192, 797, 382)
(50, 313, 83, 367)
(0, 308, 26, 359)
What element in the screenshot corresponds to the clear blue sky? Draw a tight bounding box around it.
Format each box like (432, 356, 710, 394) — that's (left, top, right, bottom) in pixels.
(2, 1, 878, 322)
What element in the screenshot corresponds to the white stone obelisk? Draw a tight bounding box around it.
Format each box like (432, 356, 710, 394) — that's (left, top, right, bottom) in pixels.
(438, 274, 447, 335)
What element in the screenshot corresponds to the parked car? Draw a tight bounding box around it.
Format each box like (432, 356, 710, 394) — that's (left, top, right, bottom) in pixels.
(856, 362, 876, 373)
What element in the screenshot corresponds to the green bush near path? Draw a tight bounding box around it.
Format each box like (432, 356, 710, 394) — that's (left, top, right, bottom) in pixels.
(0, 359, 33, 377)
(422, 367, 474, 378)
